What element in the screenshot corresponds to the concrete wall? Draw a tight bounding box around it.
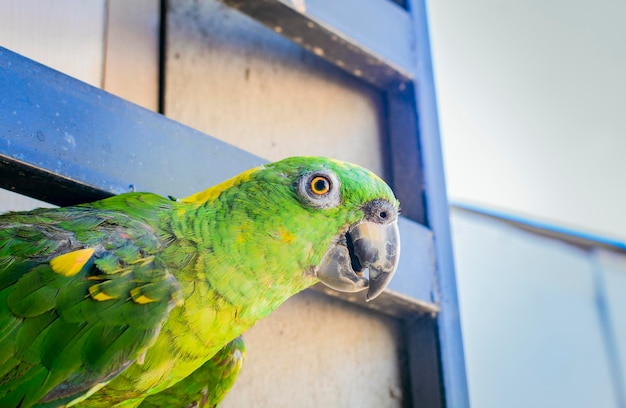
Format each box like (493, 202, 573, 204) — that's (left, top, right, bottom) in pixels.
(0, 1, 406, 406)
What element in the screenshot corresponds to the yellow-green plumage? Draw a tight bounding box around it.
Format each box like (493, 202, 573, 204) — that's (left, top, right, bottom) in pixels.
(0, 156, 400, 407)
(139, 336, 245, 408)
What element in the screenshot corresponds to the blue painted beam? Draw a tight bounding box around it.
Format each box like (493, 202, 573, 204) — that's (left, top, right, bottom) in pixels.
(453, 202, 626, 253)
(408, 0, 470, 406)
(218, 0, 414, 90)
(0, 46, 263, 205)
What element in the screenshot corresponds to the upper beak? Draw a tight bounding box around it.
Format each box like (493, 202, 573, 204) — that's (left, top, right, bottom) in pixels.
(314, 217, 400, 301)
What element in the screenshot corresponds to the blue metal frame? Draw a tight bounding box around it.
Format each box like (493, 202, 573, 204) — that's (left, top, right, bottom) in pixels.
(0, 0, 469, 405)
(409, 1, 469, 405)
(454, 202, 626, 252)
(219, 0, 414, 89)
(0, 48, 262, 204)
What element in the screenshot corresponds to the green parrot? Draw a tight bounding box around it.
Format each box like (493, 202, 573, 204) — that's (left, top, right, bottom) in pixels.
(0, 156, 400, 407)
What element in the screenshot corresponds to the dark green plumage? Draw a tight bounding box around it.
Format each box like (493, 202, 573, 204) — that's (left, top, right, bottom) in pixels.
(0, 196, 181, 407)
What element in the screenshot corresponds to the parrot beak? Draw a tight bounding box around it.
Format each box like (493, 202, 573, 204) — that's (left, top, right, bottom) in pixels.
(314, 209, 400, 301)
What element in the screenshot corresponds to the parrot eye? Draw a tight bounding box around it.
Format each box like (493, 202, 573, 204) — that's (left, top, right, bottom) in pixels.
(310, 176, 331, 195)
(297, 170, 341, 209)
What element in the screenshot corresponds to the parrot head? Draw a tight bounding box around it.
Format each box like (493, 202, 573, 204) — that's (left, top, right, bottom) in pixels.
(295, 158, 400, 301)
(183, 156, 401, 301)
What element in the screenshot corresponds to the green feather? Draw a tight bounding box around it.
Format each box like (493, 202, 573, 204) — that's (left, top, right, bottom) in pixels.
(7, 266, 57, 317)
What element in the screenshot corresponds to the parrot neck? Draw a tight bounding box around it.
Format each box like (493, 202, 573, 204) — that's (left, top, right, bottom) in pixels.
(166, 200, 319, 323)
(179, 166, 261, 205)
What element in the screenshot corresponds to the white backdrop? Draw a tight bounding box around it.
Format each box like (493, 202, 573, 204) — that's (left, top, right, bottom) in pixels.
(429, 0, 626, 241)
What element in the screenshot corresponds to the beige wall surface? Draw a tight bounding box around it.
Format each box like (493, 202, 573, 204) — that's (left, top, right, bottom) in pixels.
(165, 0, 387, 178)
(103, 0, 160, 111)
(0, 0, 107, 213)
(0, 0, 106, 87)
(222, 290, 406, 407)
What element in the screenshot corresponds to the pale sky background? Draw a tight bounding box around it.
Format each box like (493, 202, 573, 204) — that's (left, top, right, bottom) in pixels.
(427, 0, 626, 241)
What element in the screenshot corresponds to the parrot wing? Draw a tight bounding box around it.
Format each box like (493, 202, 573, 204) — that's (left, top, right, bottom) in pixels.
(0, 205, 183, 407)
(138, 336, 246, 408)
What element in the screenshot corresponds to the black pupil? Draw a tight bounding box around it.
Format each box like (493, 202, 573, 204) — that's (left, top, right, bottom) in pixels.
(380, 211, 387, 219)
(314, 178, 328, 193)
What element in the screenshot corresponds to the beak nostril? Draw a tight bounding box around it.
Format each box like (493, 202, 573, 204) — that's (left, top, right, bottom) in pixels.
(362, 199, 396, 224)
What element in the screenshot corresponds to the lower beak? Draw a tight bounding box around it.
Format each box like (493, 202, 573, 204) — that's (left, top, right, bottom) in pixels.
(314, 220, 400, 301)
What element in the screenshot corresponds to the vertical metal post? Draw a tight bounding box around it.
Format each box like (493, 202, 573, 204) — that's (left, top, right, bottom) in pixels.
(408, 0, 470, 406)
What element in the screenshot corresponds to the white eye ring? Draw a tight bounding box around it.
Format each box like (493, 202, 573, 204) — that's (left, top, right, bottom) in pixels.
(297, 170, 341, 209)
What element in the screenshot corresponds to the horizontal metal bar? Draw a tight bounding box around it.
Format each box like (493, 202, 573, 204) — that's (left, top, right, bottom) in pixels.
(0, 46, 264, 205)
(0, 46, 436, 317)
(219, 0, 414, 90)
(453, 202, 626, 253)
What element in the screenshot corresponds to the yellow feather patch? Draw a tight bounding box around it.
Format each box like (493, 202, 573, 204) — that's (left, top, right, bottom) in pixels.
(277, 228, 295, 244)
(134, 295, 155, 304)
(180, 166, 260, 205)
(235, 225, 249, 244)
(130, 288, 157, 304)
(171, 291, 185, 308)
(88, 285, 116, 302)
(50, 248, 95, 277)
